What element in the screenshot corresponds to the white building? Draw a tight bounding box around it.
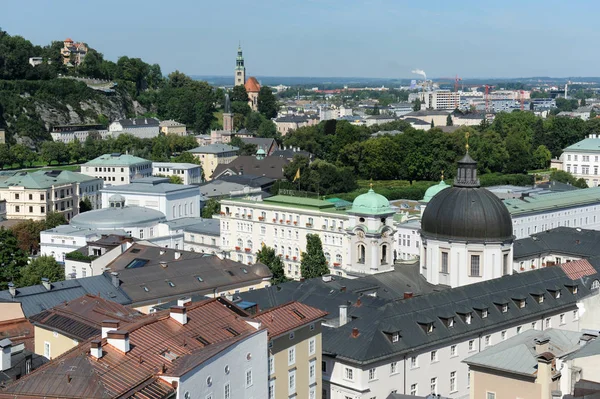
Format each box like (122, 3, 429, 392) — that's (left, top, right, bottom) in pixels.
(152, 162, 203, 185)
(217, 190, 395, 280)
(183, 219, 221, 255)
(108, 117, 160, 139)
(81, 153, 152, 186)
(415, 90, 461, 110)
(100, 176, 202, 221)
(560, 135, 600, 187)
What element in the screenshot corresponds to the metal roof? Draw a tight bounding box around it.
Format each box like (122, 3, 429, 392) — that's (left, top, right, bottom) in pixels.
(0, 275, 131, 318)
(564, 137, 600, 153)
(83, 153, 151, 166)
(187, 144, 239, 154)
(70, 206, 166, 229)
(0, 170, 99, 189)
(101, 177, 200, 195)
(513, 227, 600, 260)
(504, 187, 600, 216)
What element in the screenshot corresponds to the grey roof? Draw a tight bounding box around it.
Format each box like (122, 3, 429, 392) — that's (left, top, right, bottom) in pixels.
(404, 110, 452, 116)
(366, 115, 398, 120)
(181, 218, 220, 236)
(275, 115, 308, 123)
(152, 162, 201, 170)
(217, 174, 275, 188)
(101, 177, 201, 195)
(71, 206, 166, 229)
(464, 328, 581, 376)
(271, 148, 313, 160)
(514, 227, 600, 260)
(212, 156, 289, 180)
(240, 137, 277, 151)
(198, 179, 249, 198)
(0, 348, 47, 384)
(116, 117, 159, 127)
(187, 144, 239, 154)
(240, 264, 597, 365)
(106, 244, 270, 306)
(403, 117, 431, 125)
(564, 337, 600, 360)
(0, 275, 131, 317)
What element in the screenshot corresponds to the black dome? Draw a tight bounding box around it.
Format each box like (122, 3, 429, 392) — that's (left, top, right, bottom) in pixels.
(421, 187, 513, 242)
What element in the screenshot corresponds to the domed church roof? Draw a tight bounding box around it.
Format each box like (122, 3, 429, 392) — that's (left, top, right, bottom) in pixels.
(350, 188, 393, 216)
(422, 179, 450, 203)
(421, 152, 513, 242)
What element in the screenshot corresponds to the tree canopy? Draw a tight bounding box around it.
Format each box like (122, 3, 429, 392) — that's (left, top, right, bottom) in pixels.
(300, 234, 329, 279)
(256, 245, 288, 285)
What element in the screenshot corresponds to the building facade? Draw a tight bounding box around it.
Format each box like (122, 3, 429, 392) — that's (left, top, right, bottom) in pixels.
(0, 170, 102, 221)
(158, 120, 186, 135)
(108, 118, 160, 139)
(81, 153, 152, 186)
(152, 162, 203, 185)
(188, 144, 239, 180)
(560, 135, 600, 187)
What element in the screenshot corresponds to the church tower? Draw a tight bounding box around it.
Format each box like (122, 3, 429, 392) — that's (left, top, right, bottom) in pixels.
(235, 45, 246, 86)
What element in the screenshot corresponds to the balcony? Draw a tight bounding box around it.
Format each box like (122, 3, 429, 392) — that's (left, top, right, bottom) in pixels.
(306, 223, 313, 228)
(245, 248, 251, 253)
(235, 246, 241, 251)
(258, 217, 265, 221)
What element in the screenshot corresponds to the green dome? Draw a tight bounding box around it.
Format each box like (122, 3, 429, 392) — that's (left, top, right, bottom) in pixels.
(350, 188, 392, 215)
(422, 180, 450, 203)
(256, 148, 266, 155)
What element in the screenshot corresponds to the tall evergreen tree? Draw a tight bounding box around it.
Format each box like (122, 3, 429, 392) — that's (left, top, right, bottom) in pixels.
(256, 245, 288, 284)
(0, 228, 29, 289)
(257, 86, 278, 119)
(300, 234, 329, 279)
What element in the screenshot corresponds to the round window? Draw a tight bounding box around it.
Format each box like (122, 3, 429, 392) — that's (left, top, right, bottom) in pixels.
(206, 376, 212, 386)
(224, 365, 230, 374)
(184, 392, 191, 399)
(246, 352, 252, 360)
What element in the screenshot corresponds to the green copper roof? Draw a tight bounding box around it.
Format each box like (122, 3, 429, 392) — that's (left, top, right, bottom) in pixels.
(564, 137, 600, 153)
(83, 153, 150, 166)
(504, 186, 600, 216)
(264, 195, 335, 210)
(422, 180, 450, 203)
(350, 188, 393, 215)
(0, 170, 99, 189)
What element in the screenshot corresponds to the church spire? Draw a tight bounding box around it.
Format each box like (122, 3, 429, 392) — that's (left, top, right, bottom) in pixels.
(234, 43, 246, 86)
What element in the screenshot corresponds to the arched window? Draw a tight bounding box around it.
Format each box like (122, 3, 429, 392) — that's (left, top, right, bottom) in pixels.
(247, 240, 253, 249)
(308, 217, 314, 225)
(325, 252, 331, 263)
(592, 280, 600, 290)
(295, 248, 299, 258)
(336, 254, 342, 264)
(237, 238, 243, 247)
(288, 247, 292, 255)
(358, 245, 365, 264)
(381, 244, 388, 265)
(274, 244, 278, 253)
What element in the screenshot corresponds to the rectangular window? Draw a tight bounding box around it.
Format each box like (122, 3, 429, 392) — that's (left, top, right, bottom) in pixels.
(29, 206, 33, 213)
(224, 383, 230, 399)
(430, 350, 438, 363)
(390, 361, 397, 374)
(288, 346, 295, 365)
(468, 340, 475, 351)
(501, 330, 507, 340)
(545, 318, 551, 328)
(309, 359, 316, 385)
(268, 380, 275, 399)
(470, 254, 480, 276)
(288, 369, 296, 395)
(269, 356, 274, 375)
(431, 377, 437, 395)
(441, 251, 449, 273)
(503, 253, 509, 275)
(485, 335, 491, 347)
(450, 371, 456, 392)
(368, 368, 376, 381)
(344, 367, 354, 381)
(560, 314, 565, 325)
(245, 369, 253, 388)
(410, 383, 417, 396)
(309, 337, 316, 355)
(322, 360, 327, 373)
(573, 309, 579, 320)
(411, 356, 418, 368)
(450, 345, 457, 357)
(44, 342, 51, 359)
(487, 392, 496, 399)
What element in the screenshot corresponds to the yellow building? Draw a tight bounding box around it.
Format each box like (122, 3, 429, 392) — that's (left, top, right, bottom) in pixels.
(29, 294, 141, 360)
(159, 120, 187, 136)
(187, 144, 239, 180)
(254, 302, 328, 399)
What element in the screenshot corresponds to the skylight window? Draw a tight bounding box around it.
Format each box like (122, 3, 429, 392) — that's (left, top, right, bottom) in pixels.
(161, 350, 179, 362)
(166, 281, 175, 287)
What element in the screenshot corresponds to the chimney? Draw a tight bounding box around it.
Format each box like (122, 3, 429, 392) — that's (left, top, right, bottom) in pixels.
(356, 298, 362, 307)
(107, 330, 130, 353)
(404, 292, 414, 299)
(170, 306, 188, 325)
(101, 320, 120, 338)
(174, 251, 181, 260)
(110, 272, 120, 288)
(351, 328, 360, 338)
(0, 338, 11, 372)
(535, 336, 551, 354)
(177, 297, 191, 307)
(340, 286, 347, 292)
(339, 304, 348, 326)
(536, 351, 554, 399)
(322, 275, 332, 282)
(8, 282, 15, 298)
(41, 277, 51, 291)
(90, 340, 102, 359)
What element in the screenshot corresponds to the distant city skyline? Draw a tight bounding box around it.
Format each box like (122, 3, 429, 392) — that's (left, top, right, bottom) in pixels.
(2, 0, 600, 79)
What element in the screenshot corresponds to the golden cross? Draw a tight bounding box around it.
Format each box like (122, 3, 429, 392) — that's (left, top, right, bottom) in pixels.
(441, 170, 444, 181)
(465, 132, 470, 152)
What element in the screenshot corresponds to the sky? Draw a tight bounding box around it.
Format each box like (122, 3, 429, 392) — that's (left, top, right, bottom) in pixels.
(2, 0, 600, 79)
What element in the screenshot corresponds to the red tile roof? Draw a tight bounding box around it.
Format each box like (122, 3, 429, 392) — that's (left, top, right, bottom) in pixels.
(559, 259, 598, 280)
(253, 301, 327, 339)
(29, 294, 142, 341)
(244, 77, 261, 93)
(0, 298, 262, 398)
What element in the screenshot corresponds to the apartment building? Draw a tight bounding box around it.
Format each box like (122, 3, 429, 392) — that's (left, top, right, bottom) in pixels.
(217, 190, 395, 280)
(0, 170, 102, 221)
(30, 294, 142, 360)
(254, 302, 328, 399)
(183, 219, 221, 254)
(108, 117, 160, 139)
(159, 119, 186, 135)
(415, 90, 461, 110)
(239, 261, 600, 399)
(561, 135, 600, 187)
(50, 124, 109, 143)
(152, 162, 203, 185)
(81, 153, 152, 185)
(188, 144, 239, 180)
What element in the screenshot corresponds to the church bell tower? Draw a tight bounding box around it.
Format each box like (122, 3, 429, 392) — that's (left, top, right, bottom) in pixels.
(235, 45, 246, 86)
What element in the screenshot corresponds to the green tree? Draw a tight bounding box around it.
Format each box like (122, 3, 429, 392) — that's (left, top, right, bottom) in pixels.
(45, 212, 67, 229)
(0, 228, 29, 289)
(40, 141, 69, 164)
(532, 145, 552, 169)
(9, 220, 46, 255)
(300, 234, 329, 279)
(67, 139, 84, 162)
(446, 114, 453, 126)
(581, 98, 586, 107)
(168, 175, 183, 184)
(549, 170, 588, 188)
(0, 144, 14, 169)
(10, 144, 36, 167)
(18, 256, 65, 287)
(201, 199, 220, 218)
(257, 120, 279, 139)
(175, 151, 202, 165)
(257, 86, 278, 119)
(256, 245, 288, 284)
(412, 98, 422, 111)
(230, 136, 257, 156)
(231, 85, 249, 103)
(79, 197, 93, 213)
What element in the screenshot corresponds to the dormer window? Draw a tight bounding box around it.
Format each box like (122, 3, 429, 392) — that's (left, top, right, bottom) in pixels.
(519, 300, 526, 309)
(447, 318, 454, 328)
(392, 332, 400, 343)
(502, 304, 508, 313)
(482, 309, 488, 319)
(427, 324, 434, 334)
(537, 294, 544, 303)
(556, 290, 561, 298)
(466, 313, 472, 324)
(572, 286, 578, 294)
